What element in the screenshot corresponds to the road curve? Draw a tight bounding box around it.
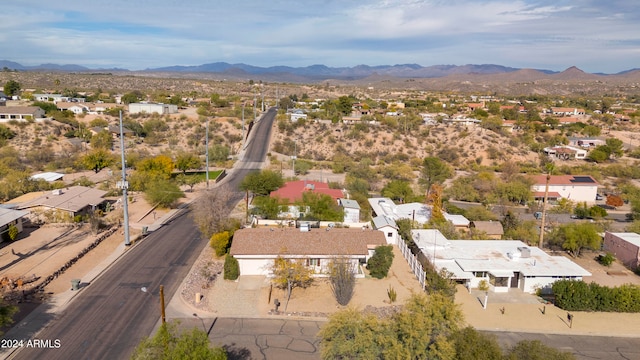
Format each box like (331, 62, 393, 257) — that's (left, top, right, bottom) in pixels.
(13, 108, 277, 360)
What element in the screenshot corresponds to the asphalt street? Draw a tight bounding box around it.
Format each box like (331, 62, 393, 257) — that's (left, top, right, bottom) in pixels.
(10, 108, 277, 359)
(190, 317, 640, 360)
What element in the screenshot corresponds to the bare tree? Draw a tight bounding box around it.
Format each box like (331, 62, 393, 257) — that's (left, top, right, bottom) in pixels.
(190, 185, 237, 239)
(328, 257, 356, 306)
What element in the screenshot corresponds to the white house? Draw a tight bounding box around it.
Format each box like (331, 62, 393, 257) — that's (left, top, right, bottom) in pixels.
(0, 207, 29, 242)
(369, 197, 431, 224)
(543, 146, 587, 160)
(412, 229, 591, 294)
(372, 215, 399, 245)
(56, 102, 89, 114)
(289, 110, 307, 122)
(338, 198, 360, 223)
(0, 106, 45, 122)
(229, 227, 386, 277)
(530, 175, 598, 203)
(128, 102, 178, 115)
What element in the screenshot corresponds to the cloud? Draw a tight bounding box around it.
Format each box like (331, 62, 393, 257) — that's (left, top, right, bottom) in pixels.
(1, 0, 639, 73)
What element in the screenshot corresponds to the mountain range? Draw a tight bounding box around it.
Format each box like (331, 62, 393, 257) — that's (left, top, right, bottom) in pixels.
(2, 60, 638, 82)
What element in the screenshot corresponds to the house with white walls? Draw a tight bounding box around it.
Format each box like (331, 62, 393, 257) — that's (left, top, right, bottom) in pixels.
(412, 229, 591, 294)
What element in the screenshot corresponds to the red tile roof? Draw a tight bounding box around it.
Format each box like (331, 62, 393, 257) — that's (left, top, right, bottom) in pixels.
(270, 180, 344, 203)
(229, 228, 386, 256)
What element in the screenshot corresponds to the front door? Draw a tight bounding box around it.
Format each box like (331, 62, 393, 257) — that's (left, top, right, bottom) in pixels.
(510, 272, 520, 288)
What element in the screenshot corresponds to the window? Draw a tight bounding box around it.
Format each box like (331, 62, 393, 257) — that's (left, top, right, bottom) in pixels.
(387, 232, 393, 238)
(306, 258, 320, 267)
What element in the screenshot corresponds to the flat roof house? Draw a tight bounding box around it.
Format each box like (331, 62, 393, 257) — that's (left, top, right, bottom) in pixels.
(603, 232, 640, 270)
(129, 102, 178, 115)
(0, 207, 29, 242)
(412, 229, 590, 294)
(229, 227, 386, 277)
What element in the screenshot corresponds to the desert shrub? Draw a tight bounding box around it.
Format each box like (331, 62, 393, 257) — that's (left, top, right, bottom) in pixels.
(367, 245, 394, 279)
(328, 258, 356, 306)
(210, 231, 231, 257)
(597, 252, 615, 267)
(387, 286, 397, 303)
(223, 254, 239, 280)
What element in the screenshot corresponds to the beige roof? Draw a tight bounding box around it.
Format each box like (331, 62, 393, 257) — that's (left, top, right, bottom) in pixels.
(16, 186, 107, 212)
(470, 221, 504, 235)
(0, 106, 42, 115)
(230, 227, 386, 256)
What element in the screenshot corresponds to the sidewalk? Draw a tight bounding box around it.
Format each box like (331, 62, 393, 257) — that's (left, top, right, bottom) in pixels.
(456, 285, 640, 337)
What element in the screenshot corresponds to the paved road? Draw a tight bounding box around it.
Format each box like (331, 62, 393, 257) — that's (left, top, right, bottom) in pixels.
(488, 330, 640, 360)
(11, 109, 277, 360)
(181, 317, 640, 360)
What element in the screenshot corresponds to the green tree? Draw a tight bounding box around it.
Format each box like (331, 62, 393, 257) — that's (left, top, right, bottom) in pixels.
(450, 327, 503, 360)
(3, 80, 20, 96)
(270, 256, 314, 310)
(144, 179, 184, 208)
(588, 148, 609, 163)
(175, 173, 203, 192)
(131, 322, 227, 360)
(121, 90, 143, 104)
(251, 196, 287, 219)
(319, 293, 463, 360)
(420, 157, 453, 196)
(208, 144, 230, 162)
(297, 192, 344, 221)
(175, 151, 202, 174)
(605, 137, 624, 158)
(90, 130, 113, 150)
(549, 222, 601, 257)
(239, 169, 284, 196)
(367, 245, 394, 279)
(80, 149, 115, 173)
(336, 95, 355, 115)
(319, 308, 389, 360)
(381, 180, 415, 203)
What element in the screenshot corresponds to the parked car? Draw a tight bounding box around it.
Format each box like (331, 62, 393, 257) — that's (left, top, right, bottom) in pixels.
(596, 194, 603, 200)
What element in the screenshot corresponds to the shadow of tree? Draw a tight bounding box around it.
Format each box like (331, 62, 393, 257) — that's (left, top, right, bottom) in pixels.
(223, 344, 252, 360)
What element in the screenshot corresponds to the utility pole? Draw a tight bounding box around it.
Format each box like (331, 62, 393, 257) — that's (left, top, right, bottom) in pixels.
(160, 285, 166, 324)
(117, 111, 130, 246)
(538, 172, 551, 248)
(241, 102, 246, 149)
(205, 120, 209, 189)
(292, 140, 297, 176)
(261, 87, 265, 112)
(253, 92, 257, 121)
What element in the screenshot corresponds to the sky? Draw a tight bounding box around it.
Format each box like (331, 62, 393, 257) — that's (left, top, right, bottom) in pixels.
(1, 0, 639, 74)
